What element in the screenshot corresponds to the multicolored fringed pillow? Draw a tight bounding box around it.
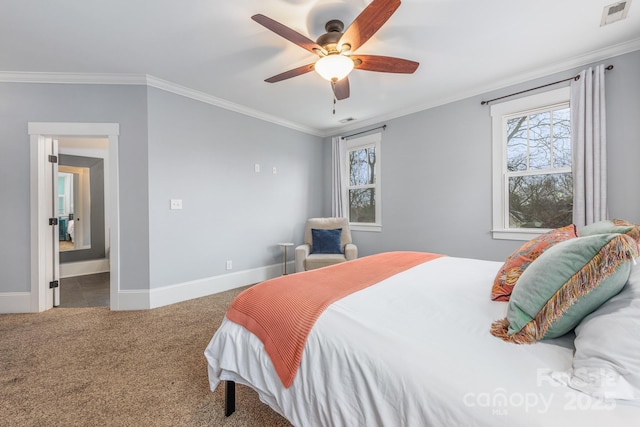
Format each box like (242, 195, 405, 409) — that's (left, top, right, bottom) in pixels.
(491, 224, 577, 301)
(578, 219, 640, 245)
(490, 233, 638, 344)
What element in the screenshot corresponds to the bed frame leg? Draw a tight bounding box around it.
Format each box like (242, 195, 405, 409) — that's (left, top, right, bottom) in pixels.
(225, 380, 236, 416)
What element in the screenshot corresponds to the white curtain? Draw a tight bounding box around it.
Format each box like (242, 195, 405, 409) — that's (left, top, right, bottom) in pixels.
(571, 64, 607, 227)
(331, 136, 347, 218)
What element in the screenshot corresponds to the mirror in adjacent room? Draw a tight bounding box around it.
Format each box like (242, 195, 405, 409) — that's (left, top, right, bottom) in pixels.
(57, 153, 106, 263)
(58, 165, 91, 252)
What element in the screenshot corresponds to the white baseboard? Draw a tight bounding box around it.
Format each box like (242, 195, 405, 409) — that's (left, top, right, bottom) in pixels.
(60, 258, 110, 278)
(3, 262, 292, 313)
(114, 262, 289, 311)
(0, 292, 32, 313)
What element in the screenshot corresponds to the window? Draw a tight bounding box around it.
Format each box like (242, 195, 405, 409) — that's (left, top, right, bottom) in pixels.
(346, 132, 381, 232)
(491, 87, 572, 240)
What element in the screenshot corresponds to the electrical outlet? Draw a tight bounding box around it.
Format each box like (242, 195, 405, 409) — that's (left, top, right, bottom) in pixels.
(170, 199, 182, 210)
(226, 260, 232, 270)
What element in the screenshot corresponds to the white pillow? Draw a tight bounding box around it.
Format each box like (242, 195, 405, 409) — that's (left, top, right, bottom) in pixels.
(569, 260, 640, 401)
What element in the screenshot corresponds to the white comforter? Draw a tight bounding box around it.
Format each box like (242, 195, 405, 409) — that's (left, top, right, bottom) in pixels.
(205, 256, 639, 426)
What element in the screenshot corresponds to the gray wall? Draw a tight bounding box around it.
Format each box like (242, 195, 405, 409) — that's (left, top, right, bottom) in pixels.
(0, 83, 150, 292)
(146, 88, 324, 288)
(0, 82, 326, 295)
(330, 50, 640, 262)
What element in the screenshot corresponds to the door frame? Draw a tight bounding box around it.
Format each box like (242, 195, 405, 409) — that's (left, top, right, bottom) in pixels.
(29, 122, 120, 311)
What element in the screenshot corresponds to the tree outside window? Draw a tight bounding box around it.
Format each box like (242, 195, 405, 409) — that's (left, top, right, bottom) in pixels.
(491, 87, 572, 240)
(346, 133, 381, 230)
(348, 146, 376, 222)
(506, 106, 572, 229)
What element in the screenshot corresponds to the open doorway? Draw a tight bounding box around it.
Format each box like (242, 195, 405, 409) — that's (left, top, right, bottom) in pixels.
(28, 123, 120, 312)
(57, 138, 110, 308)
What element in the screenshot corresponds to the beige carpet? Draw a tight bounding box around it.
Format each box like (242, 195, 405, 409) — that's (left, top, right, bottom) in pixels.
(0, 286, 292, 427)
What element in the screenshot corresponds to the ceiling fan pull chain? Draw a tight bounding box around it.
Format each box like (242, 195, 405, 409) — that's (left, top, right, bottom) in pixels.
(332, 81, 337, 115)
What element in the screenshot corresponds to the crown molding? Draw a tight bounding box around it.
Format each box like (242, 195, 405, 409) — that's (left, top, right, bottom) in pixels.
(0, 71, 323, 137)
(321, 37, 640, 137)
(0, 71, 146, 85)
(143, 75, 322, 136)
(2, 36, 639, 139)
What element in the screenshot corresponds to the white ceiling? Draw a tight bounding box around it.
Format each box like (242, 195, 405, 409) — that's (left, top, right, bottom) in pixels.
(1, 0, 639, 136)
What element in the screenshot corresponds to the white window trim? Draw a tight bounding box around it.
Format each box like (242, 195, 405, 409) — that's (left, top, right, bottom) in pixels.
(345, 132, 382, 232)
(491, 87, 570, 240)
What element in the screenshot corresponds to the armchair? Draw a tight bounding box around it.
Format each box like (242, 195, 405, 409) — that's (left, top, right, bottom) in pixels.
(295, 217, 358, 272)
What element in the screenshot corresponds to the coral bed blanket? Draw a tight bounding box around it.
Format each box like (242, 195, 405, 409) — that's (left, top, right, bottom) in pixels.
(226, 251, 443, 387)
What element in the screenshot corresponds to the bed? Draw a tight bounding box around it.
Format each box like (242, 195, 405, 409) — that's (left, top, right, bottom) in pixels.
(205, 251, 640, 426)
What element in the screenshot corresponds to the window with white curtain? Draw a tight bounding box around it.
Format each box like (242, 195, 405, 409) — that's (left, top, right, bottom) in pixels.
(491, 87, 572, 240)
(346, 132, 381, 232)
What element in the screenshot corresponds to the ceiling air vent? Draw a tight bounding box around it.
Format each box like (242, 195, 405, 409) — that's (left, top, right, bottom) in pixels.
(339, 117, 356, 123)
(601, 0, 632, 26)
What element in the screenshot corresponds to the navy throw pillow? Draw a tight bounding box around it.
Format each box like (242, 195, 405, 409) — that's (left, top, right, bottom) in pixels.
(311, 228, 343, 254)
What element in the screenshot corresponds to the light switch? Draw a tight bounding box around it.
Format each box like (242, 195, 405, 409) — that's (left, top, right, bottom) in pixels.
(254, 163, 261, 173)
(272, 167, 277, 174)
(170, 199, 182, 210)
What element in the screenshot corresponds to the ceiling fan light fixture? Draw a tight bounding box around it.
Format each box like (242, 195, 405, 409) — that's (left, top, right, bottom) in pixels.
(314, 54, 354, 82)
(253, 0, 418, 100)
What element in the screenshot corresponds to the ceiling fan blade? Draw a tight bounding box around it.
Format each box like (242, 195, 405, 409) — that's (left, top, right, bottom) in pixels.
(252, 14, 326, 56)
(352, 55, 419, 73)
(331, 77, 350, 100)
(338, 0, 401, 52)
(265, 63, 315, 83)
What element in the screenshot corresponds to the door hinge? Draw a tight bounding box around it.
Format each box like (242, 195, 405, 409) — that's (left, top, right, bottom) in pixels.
(49, 218, 58, 226)
(48, 155, 58, 163)
(49, 280, 59, 289)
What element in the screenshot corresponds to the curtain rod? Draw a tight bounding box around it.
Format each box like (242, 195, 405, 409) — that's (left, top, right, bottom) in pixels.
(343, 124, 387, 139)
(480, 65, 614, 106)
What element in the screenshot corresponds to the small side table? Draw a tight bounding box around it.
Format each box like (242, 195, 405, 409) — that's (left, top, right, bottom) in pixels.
(278, 243, 294, 275)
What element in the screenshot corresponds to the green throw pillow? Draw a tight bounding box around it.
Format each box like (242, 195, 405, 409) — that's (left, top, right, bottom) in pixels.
(491, 233, 638, 344)
(578, 219, 640, 245)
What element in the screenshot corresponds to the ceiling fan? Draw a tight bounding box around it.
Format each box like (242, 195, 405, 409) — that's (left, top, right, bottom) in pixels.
(252, 0, 419, 101)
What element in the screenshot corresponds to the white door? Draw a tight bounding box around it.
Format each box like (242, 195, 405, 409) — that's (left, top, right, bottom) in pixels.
(44, 137, 61, 307)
